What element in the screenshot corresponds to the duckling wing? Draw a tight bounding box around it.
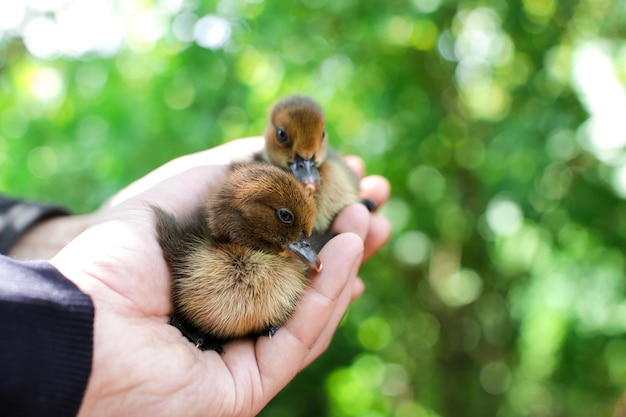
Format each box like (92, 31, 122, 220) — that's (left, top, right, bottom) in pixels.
(152, 205, 208, 282)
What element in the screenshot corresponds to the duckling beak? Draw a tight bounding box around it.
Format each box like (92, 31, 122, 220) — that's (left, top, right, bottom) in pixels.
(289, 155, 321, 192)
(287, 233, 323, 272)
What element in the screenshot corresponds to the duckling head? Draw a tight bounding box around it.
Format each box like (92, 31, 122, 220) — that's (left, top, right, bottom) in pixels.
(264, 95, 328, 192)
(207, 162, 322, 271)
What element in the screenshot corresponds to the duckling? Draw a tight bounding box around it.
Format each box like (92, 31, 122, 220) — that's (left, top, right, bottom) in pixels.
(153, 162, 321, 351)
(257, 95, 376, 249)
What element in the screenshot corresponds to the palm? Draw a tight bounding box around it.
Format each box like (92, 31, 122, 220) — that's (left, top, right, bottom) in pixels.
(50, 138, 391, 417)
(65, 169, 264, 416)
(73, 204, 368, 417)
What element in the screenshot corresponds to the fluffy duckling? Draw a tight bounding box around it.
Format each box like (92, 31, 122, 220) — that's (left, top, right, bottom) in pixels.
(257, 95, 375, 247)
(153, 162, 321, 350)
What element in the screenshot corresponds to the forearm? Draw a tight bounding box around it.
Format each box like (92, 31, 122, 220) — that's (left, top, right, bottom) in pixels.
(0, 255, 94, 417)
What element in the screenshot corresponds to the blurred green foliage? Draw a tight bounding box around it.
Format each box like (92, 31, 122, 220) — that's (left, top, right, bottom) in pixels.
(2, 0, 626, 415)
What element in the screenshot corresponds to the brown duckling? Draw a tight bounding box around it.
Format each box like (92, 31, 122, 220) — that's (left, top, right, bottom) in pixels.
(153, 162, 321, 351)
(257, 95, 375, 248)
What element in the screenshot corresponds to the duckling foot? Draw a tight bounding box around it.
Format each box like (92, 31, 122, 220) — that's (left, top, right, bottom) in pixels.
(361, 198, 377, 212)
(266, 325, 280, 338)
(200, 339, 225, 354)
(169, 316, 224, 353)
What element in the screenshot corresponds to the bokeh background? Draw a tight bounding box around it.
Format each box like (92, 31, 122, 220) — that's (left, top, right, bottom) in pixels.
(2, 0, 626, 415)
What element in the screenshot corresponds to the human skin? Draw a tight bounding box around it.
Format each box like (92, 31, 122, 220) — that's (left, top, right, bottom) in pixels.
(10, 137, 391, 417)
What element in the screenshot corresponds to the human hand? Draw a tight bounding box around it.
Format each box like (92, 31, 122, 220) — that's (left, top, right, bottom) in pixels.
(48, 137, 390, 416)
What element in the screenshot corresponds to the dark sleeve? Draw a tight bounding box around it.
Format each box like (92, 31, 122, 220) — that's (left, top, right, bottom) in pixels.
(0, 195, 70, 255)
(0, 255, 94, 417)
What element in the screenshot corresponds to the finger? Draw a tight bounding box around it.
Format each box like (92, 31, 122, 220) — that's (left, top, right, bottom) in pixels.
(137, 165, 229, 217)
(301, 245, 366, 368)
(331, 179, 391, 262)
(215, 136, 265, 163)
(156, 136, 265, 174)
(363, 214, 392, 261)
(344, 155, 365, 178)
(277, 233, 363, 370)
(359, 175, 391, 210)
(253, 233, 363, 397)
(198, 337, 276, 417)
(351, 276, 365, 302)
(332, 203, 370, 241)
(332, 202, 391, 263)
(301, 274, 363, 367)
(108, 137, 264, 207)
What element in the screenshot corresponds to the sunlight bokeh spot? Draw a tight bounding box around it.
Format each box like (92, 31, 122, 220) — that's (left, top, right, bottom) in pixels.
(358, 316, 392, 351)
(545, 44, 573, 85)
(379, 197, 411, 233)
(172, 12, 197, 43)
(393, 230, 431, 266)
(351, 354, 385, 389)
(23, 17, 60, 59)
(410, 19, 438, 52)
(434, 269, 483, 308)
(394, 401, 442, 417)
(436, 29, 456, 61)
(480, 362, 512, 395)
(128, 9, 166, 52)
(320, 55, 355, 89)
(20, 0, 124, 58)
(611, 165, 626, 199)
(0, 1, 26, 32)
(30, 67, 64, 101)
(494, 223, 548, 274)
(157, 0, 185, 15)
(460, 80, 510, 121)
(519, 309, 568, 380)
(572, 41, 626, 163)
(408, 313, 440, 349)
(406, 165, 446, 203)
(236, 48, 284, 98)
(26, 0, 66, 13)
(522, 0, 556, 24)
(454, 7, 504, 64)
(326, 367, 376, 416)
(453, 7, 513, 121)
(383, 15, 413, 47)
(411, 0, 442, 14)
(352, 120, 392, 156)
(381, 363, 409, 396)
(486, 197, 523, 237)
(546, 128, 578, 161)
(194, 14, 231, 50)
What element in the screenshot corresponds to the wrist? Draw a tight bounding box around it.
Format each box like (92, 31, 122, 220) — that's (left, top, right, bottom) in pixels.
(8, 214, 93, 260)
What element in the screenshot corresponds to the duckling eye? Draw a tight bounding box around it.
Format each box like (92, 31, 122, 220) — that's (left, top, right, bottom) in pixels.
(276, 127, 289, 145)
(277, 208, 294, 224)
